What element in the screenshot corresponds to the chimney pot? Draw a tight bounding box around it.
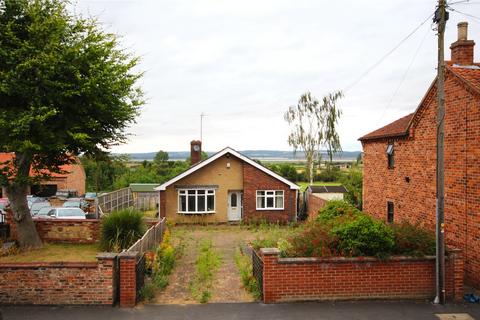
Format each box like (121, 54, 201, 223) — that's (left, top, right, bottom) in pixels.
(457, 22, 468, 41)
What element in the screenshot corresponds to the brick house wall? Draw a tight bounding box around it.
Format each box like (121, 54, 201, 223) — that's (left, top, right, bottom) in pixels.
(243, 163, 297, 223)
(259, 248, 463, 303)
(361, 24, 480, 287)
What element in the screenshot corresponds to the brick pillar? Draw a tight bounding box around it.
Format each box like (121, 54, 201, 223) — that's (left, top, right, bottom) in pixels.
(260, 248, 280, 304)
(96, 252, 118, 305)
(119, 251, 138, 308)
(447, 249, 464, 301)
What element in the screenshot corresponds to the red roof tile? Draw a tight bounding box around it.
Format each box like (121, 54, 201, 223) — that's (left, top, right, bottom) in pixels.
(359, 113, 413, 141)
(449, 65, 480, 93)
(0, 153, 75, 178)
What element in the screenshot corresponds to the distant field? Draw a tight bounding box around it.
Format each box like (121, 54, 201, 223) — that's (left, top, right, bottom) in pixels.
(297, 181, 342, 192)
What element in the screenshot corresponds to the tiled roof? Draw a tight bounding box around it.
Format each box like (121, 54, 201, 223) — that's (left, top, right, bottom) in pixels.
(129, 183, 159, 192)
(0, 152, 76, 178)
(449, 65, 480, 93)
(359, 113, 413, 141)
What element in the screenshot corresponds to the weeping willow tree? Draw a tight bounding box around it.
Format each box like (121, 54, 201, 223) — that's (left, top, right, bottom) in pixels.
(284, 91, 343, 184)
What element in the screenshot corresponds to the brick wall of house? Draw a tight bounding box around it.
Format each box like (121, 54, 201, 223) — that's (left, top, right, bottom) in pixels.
(0, 253, 118, 305)
(307, 193, 328, 221)
(259, 248, 463, 303)
(361, 71, 480, 287)
(243, 163, 297, 223)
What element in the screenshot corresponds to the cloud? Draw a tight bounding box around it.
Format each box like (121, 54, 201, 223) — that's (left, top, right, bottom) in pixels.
(75, 0, 480, 152)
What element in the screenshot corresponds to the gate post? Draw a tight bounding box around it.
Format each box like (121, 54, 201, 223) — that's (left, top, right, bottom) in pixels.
(119, 251, 139, 307)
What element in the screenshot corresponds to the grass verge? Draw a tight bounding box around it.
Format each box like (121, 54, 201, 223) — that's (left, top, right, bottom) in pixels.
(190, 238, 222, 303)
(0, 243, 99, 263)
(234, 247, 261, 300)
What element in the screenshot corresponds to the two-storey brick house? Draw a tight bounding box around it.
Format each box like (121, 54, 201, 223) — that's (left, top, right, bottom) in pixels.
(359, 22, 480, 287)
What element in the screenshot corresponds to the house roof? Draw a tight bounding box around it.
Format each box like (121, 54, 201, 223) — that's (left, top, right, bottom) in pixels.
(359, 64, 480, 142)
(0, 152, 78, 178)
(155, 147, 300, 191)
(129, 183, 160, 193)
(308, 185, 348, 194)
(358, 113, 414, 141)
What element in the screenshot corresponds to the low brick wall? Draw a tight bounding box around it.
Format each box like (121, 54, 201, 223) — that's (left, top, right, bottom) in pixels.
(259, 248, 463, 303)
(307, 193, 327, 221)
(34, 218, 100, 243)
(0, 253, 118, 305)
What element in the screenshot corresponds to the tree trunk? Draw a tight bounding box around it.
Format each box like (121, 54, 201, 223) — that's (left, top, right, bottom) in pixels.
(8, 183, 42, 248)
(6, 152, 42, 249)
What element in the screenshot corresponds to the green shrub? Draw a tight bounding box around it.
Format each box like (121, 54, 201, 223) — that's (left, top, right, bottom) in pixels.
(392, 221, 436, 256)
(331, 214, 395, 258)
(316, 200, 361, 223)
(100, 209, 146, 252)
(286, 223, 337, 257)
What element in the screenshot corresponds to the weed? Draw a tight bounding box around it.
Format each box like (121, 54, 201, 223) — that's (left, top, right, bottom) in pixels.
(190, 239, 221, 303)
(234, 248, 261, 300)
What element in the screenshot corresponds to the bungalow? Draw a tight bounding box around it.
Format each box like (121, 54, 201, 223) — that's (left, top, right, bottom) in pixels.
(359, 22, 480, 287)
(155, 141, 299, 223)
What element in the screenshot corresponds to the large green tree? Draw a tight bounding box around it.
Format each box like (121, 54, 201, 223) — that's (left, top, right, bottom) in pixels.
(284, 91, 343, 184)
(0, 0, 143, 248)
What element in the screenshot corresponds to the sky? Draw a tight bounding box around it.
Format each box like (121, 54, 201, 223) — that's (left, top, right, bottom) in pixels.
(74, 0, 480, 153)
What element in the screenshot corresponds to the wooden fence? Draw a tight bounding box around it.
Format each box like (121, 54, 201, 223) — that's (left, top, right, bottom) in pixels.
(97, 188, 134, 215)
(127, 217, 165, 254)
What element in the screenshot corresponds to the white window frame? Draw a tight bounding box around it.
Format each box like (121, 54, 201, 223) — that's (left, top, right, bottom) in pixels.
(256, 190, 284, 210)
(177, 189, 215, 214)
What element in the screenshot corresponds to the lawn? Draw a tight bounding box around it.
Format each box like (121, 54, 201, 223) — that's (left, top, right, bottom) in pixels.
(297, 181, 341, 192)
(0, 243, 100, 263)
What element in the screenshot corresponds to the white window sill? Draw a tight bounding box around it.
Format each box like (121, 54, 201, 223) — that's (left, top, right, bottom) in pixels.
(256, 208, 284, 211)
(177, 211, 216, 215)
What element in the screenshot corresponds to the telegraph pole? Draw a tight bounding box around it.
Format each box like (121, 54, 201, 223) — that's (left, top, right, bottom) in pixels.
(433, 0, 447, 305)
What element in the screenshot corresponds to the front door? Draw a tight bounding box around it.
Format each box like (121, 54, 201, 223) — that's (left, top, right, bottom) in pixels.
(227, 191, 242, 221)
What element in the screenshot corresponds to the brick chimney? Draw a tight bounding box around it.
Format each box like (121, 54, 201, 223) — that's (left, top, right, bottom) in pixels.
(450, 22, 475, 65)
(190, 140, 202, 165)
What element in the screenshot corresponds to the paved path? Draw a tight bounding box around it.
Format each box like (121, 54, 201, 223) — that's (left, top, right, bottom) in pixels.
(2, 301, 480, 320)
(152, 226, 256, 304)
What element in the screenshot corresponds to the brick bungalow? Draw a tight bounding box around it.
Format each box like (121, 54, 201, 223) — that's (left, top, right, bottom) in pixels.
(155, 141, 299, 223)
(0, 153, 86, 197)
(359, 22, 480, 287)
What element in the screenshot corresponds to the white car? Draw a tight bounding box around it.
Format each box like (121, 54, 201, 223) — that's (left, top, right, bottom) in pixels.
(45, 208, 86, 219)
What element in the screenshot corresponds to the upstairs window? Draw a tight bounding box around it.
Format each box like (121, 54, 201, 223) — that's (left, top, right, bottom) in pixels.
(387, 201, 394, 223)
(386, 143, 394, 169)
(256, 190, 284, 210)
(178, 189, 215, 214)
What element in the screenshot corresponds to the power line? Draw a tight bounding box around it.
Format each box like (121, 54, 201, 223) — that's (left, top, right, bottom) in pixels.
(343, 12, 434, 93)
(376, 23, 431, 125)
(448, 7, 480, 22)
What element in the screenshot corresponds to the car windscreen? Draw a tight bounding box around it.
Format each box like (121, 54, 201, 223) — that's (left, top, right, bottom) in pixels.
(32, 203, 51, 210)
(58, 209, 84, 216)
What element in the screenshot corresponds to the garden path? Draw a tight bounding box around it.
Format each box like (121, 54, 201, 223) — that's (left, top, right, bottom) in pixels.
(151, 226, 256, 304)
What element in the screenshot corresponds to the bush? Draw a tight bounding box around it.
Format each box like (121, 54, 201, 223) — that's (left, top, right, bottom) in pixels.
(315, 166, 341, 182)
(316, 200, 361, 223)
(331, 214, 395, 258)
(392, 221, 436, 256)
(285, 223, 337, 257)
(100, 209, 146, 252)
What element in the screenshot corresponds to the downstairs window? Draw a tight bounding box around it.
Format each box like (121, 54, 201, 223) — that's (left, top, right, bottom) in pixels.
(178, 189, 215, 214)
(256, 190, 284, 210)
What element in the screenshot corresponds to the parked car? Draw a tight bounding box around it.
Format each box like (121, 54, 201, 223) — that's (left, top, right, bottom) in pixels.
(27, 196, 46, 209)
(84, 192, 97, 200)
(45, 208, 86, 219)
(34, 206, 54, 218)
(54, 189, 78, 199)
(30, 202, 52, 216)
(62, 198, 89, 211)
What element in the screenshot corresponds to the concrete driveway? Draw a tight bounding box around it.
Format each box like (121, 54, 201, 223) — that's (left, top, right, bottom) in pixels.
(2, 301, 480, 320)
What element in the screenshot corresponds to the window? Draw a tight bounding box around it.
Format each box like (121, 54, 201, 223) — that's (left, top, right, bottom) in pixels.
(230, 193, 237, 207)
(387, 201, 394, 223)
(178, 189, 215, 214)
(386, 143, 394, 169)
(256, 190, 284, 210)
